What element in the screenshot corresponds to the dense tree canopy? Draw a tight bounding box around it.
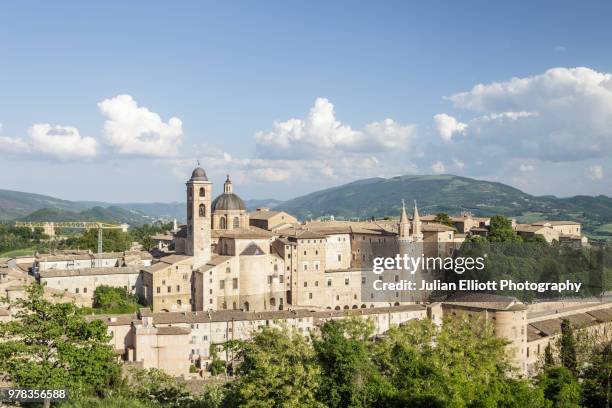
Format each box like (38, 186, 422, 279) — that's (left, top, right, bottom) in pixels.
(0, 284, 121, 396)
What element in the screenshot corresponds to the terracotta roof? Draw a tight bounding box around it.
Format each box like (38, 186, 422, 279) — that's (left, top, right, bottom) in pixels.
(196, 255, 234, 273)
(443, 293, 525, 311)
(39, 266, 139, 278)
(217, 227, 273, 240)
(421, 223, 454, 232)
(156, 326, 191, 335)
(532, 221, 580, 226)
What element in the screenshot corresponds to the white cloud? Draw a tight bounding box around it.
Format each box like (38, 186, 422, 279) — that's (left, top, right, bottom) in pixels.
(433, 113, 467, 141)
(441, 67, 612, 162)
(519, 163, 535, 172)
(98, 94, 183, 157)
(29, 124, 97, 159)
(586, 165, 604, 180)
(255, 97, 416, 158)
(0, 123, 97, 159)
(431, 161, 446, 174)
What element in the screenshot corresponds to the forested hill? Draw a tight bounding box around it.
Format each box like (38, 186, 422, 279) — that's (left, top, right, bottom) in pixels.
(275, 175, 612, 238)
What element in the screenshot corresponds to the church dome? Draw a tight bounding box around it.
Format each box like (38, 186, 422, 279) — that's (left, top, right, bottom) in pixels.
(212, 193, 246, 211)
(190, 167, 208, 181)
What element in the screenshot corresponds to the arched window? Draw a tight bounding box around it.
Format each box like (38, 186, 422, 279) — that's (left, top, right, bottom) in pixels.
(199, 204, 206, 217)
(233, 217, 240, 228)
(270, 298, 276, 307)
(232, 301, 236, 310)
(188, 186, 193, 200)
(244, 302, 250, 311)
(220, 217, 226, 229)
(199, 187, 205, 197)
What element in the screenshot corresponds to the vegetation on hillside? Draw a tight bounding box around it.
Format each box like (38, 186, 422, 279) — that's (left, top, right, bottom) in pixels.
(275, 175, 612, 239)
(0, 221, 173, 256)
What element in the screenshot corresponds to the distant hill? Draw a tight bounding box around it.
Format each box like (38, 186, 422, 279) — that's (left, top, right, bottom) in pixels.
(2, 177, 611, 239)
(21, 206, 152, 226)
(275, 175, 612, 238)
(0, 189, 87, 219)
(0, 189, 282, 226)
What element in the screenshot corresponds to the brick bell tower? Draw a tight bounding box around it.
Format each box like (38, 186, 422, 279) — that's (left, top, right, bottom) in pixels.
(186, 164, 212, 268)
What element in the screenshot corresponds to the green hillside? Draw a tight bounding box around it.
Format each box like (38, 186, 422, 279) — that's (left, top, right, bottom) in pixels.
(0, 189, 87, 220)
(21, 206, 151, 226)
(276, 175, 612, 238)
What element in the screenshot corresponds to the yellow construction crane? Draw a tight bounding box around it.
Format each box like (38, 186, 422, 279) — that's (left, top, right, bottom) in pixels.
(14, 221, 129, 254)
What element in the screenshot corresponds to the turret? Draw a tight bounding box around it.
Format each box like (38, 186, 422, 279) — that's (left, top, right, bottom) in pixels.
(399, 200, 410, 240)
(412, 200, 422, 241)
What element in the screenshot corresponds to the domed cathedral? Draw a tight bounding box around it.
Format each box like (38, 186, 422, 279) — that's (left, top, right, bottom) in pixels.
(185, 166, 213, 268)
(211, 175, 249, 231)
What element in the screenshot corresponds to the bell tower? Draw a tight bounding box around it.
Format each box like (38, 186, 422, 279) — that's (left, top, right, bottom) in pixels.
(186, 164, 212, 267)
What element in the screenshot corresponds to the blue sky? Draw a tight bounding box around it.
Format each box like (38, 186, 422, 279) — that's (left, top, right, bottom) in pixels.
(1, 1, 611, 202)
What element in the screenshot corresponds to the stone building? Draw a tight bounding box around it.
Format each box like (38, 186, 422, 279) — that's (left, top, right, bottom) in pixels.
(249, 208, 298, 231)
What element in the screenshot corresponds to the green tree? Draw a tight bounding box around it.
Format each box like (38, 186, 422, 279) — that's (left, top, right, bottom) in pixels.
(314, 318, 392, 408)
(544, 343, 556, 368)
(372, 316, 547, 407)
(233, 326, 323, 408)
(538, 367, 582, 408)
(433, 213, 455, 228)
(0, 284, 121, 396)
(581, 342, 612, 408)
(488, 215, 521, 242)
(91, 285, 141, 314)
(560, 320, 578, 375)
(66, 228, 133, 252)
(125, 367, 193, 408)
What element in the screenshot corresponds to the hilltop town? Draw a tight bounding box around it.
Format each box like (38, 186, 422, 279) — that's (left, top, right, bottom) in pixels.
(0, 165, 608, 381)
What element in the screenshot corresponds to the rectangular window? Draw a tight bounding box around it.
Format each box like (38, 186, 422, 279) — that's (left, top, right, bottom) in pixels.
(309, 293, 313, 299)
(157, 287, 161, 294)
(176, 285, 180, 292)
(304, 281, 308, 287)
(345, 277, 349, 286)
(75, 288, 79, 294)
(337, 254, 341, 262)
(220, 280, 225, 289)
(279, 275, 284, 283)
(83, 287, 87, 293)
(303, 263, 308, 271)
(361, 277, 366, 284)
(167, 286, 171, 293)
(327, 279, 332, 287)
(315, 281, 318, 287)
(233, 278, 238, 289)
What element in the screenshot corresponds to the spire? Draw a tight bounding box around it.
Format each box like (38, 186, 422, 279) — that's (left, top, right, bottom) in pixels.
(413, 200, 420, 221)
(400, 199, 408, 224)
(224, 174, 233, 193)
(399, 199, 410, 239)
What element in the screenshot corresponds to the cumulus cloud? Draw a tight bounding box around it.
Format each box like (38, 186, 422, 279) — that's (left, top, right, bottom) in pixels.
(98, 94, 183, 157)
(433, 113, 467, 141)
(439, 67, 612, 162)
(0, 123, 97, 160)
(255, 97, 416, 159)
(29, 124, 97, 159)
(586, 165, 604, 180)
(431, 161, 446, 174)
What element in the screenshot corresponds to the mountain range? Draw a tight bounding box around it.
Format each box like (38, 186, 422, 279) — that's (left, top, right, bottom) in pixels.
(1, 175, 610, 240)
